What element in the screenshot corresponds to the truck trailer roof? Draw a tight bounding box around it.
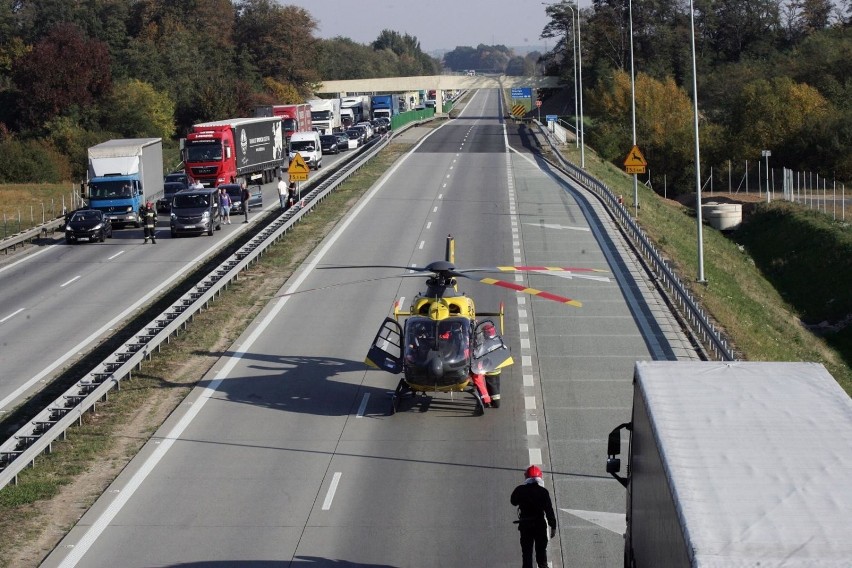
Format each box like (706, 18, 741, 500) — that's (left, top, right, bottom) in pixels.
(88, 138, 162, 159)
(636, 361, 852, 566)
(193, 117, 281, 129)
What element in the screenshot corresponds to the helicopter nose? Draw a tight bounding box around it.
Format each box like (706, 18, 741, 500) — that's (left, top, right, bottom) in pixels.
(428, 355, 444, 380)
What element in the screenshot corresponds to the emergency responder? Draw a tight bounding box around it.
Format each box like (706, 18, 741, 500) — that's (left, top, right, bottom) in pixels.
(511, 465, 557, 568)
(481, 323, 501, 407)
(140, 200, 157, 244)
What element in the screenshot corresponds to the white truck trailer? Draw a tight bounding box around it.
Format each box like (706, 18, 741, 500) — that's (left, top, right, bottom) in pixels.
(606, 361, 852, 567)
(308, 98, 341, 135)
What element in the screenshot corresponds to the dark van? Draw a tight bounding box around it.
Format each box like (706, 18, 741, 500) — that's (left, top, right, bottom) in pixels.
(170, 187, 221, 237)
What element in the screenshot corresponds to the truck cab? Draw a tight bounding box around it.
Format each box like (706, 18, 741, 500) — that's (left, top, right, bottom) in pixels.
(87, 177, 143, 227)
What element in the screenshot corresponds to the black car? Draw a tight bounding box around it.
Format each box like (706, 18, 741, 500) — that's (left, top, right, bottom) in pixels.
(320, 134, 340, 154)
(334, 132, 350, 150)
(65, 209, 112, 243)
(375, 117, 391, 131)
(371, 119, 388, 135)
(217, 183, 263, 214)
(157, 182, 187, 213)
(345, 128, 364, 148)
(165, 171, 189, 185)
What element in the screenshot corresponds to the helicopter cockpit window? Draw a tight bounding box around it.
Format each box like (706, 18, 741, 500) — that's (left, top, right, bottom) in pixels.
(436, 317, 471, 365)
(404, 317, 435, 366)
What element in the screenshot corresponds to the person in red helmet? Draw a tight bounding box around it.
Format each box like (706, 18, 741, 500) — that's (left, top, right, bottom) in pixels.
(511, 465, 557, 568)
(140, 200, 157, 244)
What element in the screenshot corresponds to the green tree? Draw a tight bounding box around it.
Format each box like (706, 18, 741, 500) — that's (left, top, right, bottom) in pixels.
(234, 0, 319, 87)
(100, 79, 175, 139)
(11, 22, 112, 129)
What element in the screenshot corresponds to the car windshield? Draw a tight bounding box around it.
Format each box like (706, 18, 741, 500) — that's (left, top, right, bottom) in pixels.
(173, 194, 209, 208)
(291, 141, 315, 152)
(71, 211, 100, 222)
(89, 181, 132, 199)
(321, 136, 335, 144)
(185, 142, 222, 162)
(346, 130, 360, 139)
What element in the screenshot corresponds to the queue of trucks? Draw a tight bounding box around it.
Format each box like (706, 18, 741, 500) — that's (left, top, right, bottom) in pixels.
(81, 90, 428, 225)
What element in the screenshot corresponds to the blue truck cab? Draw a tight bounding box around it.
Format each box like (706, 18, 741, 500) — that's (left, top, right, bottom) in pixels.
(86, 138, 164, 228)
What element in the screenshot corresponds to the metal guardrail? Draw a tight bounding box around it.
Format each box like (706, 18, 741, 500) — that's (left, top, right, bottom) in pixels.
(0, 134, 393, 489)
(0, 217, 65, 254)
(534, 122, 736, 362)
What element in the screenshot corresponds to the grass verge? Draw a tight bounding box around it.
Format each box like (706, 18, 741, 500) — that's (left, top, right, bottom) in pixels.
(554, 142, 851, 392)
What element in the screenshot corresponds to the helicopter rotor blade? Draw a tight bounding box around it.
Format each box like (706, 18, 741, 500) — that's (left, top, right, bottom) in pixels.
(457, 265, 608, 275)
(450, 271, 583, 307)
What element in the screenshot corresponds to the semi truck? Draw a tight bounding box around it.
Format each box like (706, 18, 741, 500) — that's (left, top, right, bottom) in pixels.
(606, 361, 852, 567)
(371, 94, 400, 120)
(341, 96, 371, 129)
(254, 103, 311, 141)
(183, 117, 285, 188)
(308, 98, 341, 135)
(86, 138, 163, 228)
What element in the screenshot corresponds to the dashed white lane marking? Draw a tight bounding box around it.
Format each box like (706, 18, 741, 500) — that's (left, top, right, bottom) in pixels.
(525, 396, 537, 410)
(527, 421, 539, 436)
(418, 241, 425, 250)
(108, 250, 125, 260)
(560, 509, 626, 535)
(524, 375, 534, 387)
(529, 448, 542, 466)
(322, 472, 343, 510)
(0, 308, 24, 323)
(426, 222, 432, 229)
(433, 207, 438, 213)
(356, 393, 370, 417)
(60, 276, 81, 287)
(438, 194, 443, 200)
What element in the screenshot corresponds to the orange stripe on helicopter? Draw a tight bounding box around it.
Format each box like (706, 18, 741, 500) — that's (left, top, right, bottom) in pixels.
(478, 277, 582, 307)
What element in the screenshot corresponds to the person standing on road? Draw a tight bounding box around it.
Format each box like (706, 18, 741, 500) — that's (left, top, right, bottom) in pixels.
(277, 176, 288, 209)
(219, 186, 232, 224)
(511, 465, 557, 568)
(288, 182, 298, 208)
(241, 182, 250, 223)
(140, 200, 157, 244)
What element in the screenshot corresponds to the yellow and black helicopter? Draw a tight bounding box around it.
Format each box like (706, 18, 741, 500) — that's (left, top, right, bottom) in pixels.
(361, 235, 608, 415)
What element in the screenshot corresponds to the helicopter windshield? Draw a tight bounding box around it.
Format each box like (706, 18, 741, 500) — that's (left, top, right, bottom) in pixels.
(436, 317, 471, 365)
(404, 317, 435, 366)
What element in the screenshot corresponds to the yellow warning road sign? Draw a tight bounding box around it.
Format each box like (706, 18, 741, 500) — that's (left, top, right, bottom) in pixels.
(288, 153, 310, 174)
(623, 145, 647, 174)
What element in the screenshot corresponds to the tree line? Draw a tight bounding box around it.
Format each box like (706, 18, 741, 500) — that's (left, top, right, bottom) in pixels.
(0, 0, 439, 182)
(541, 0, 851, 193)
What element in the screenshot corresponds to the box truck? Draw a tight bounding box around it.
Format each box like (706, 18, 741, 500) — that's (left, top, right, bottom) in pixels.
(183, 117, 285, 188)
(371, 94, 400, 120)
(606, 361, 852, 567)
(254, 104, 311, 141)
(86, 138, 163, 228)
(341, 96, 371, 129)
(308, 98, 341, 135)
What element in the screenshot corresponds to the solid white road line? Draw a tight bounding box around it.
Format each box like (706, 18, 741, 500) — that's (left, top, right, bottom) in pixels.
(322, 472, 343, 510)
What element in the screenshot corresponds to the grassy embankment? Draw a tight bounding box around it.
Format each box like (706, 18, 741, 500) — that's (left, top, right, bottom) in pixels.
(546, 138, 851, 392)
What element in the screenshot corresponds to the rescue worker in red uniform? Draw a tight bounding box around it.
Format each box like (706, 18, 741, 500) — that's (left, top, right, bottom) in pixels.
(511, 465, 557, 568)
(140, 200, 157, 244)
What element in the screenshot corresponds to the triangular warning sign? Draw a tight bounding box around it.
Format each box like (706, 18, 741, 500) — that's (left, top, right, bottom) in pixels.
(288, 153, 310, 174)
(623, 145, 647, 167)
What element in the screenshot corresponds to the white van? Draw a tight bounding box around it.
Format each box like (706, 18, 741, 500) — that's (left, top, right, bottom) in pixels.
(289, 131, 322, 170)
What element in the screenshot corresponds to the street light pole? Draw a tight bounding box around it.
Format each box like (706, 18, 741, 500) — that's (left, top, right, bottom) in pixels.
(629, 0, 638, 217)
(563, 3, 579, 148)
(688, 0, 705, 283)
(577, 4, 585, 168)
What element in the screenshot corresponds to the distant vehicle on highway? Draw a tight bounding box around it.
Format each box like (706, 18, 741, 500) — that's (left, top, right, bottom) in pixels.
(355, 121, 374, 139)
(345, 128, 364, 148)
(65, 209, 113, 244)
(217, 183, 262, 214)
(333, 132, 350, 150)
(320, 134, 340, 155)
(164, 171, 188, 186)
(157, 181, 187, 213)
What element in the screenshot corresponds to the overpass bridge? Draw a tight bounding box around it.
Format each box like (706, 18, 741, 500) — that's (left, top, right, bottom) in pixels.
(314, 74, 562, 100)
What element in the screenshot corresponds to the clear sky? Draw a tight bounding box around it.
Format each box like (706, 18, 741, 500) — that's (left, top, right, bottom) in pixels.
(279, 0, 573, 54)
